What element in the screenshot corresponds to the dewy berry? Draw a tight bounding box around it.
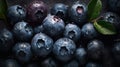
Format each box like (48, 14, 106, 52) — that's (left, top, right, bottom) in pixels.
(50, 3, 68, 20)
(53, 38, 76, 62)
(31, 32, 53, 57)
(69, 1, 87, 26)
(64, 23, 81, 42)
(26, 0, 48, 26)
(7, 5, 26, 25)
(43, 14, 65, 37)
(13, 21, 33, 41)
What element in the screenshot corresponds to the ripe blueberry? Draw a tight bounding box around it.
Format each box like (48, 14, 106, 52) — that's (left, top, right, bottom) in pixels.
(26, 0, 48, 26)
(31, 32, 53, 57)
(7, 5, 26, 25)
(87, 39, 104, 60)
(50, 3, 68, 20)
(43, 15, 65, 37)
(13, 42, 32, 62)
(69, 1, 87, 26)
(53, 38, 76, 62)
(75, 47, 87, 65)
(13, 21, 33, 41)
(81, 23, 98, 40)
(64, 23, 81, 42)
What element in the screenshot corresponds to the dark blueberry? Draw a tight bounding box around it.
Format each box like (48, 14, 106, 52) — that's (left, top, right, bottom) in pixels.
(50, 3, 68, 20)
(112, 41, 120, 62)
(0, 28, 14, 53)
(26, 0, 48, 26)
(75, 47, 87, 65)
(13, 21, 33, 41)
(7, 5, 26, 25)
(13, 42, 32, 62)
(69, 1, 87, 26)
(31, 32, 53, 57)
(3, 59, 20, 67)
(41, 58, 57, 67)
(64, 23, 81, 42)
(34, 25, 44, 34)
(87, 40, 104, 60)
(102, 12, 120, 32)
(86, 62, 102, 67)
(81, 23, 98, 40)
(53, 38, 76, 62)
(43, 15, 65, 37)
(64, 60, 79, 67)
(108, 0, 120, 15)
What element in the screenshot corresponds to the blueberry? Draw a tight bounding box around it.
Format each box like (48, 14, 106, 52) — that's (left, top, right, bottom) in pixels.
(86, 62, 102, 67)
(0, 28, 14, 53)
(7, 5, 26, 25)
(31, 32, 53, 57)
(13, 21, 33, 41)
(102, 12, 120, 32)
(43, 15, 65, 37)
(64, 60, 79, 67)
(41, 58, 57, 67)
(75, 47, 87, 65)
(13, 42, 32, 62)
(53, 38, 76, 62)
(64, 23, 81, 42)
(50, 3, 68, 20)
(26, 0, 48, 26)
(81, 23, 98, 40)
(34, 25, 44, 34)
(69, 1, 87, 26)
(87, 39, 104, 60)
(112, 41, 120, 62)
(108, 0, 120, 15)
(3, 59, 20, 67)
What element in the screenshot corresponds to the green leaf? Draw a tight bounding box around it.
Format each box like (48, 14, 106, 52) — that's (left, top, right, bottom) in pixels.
(94, 20, 117, 35)
(88, 0, 102, 21)
(0, 0, 8, 21)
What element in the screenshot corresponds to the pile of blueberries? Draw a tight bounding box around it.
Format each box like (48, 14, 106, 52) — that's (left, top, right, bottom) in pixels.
(0, 0, 120, 67)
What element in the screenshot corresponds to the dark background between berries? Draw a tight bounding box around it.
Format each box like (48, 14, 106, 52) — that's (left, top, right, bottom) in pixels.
(0, 0, 119, 67)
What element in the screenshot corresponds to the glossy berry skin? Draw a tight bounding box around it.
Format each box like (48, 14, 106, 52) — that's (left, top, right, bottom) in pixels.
(102, 12, 120, 31)
(64, 23, 81, 42)
(13, 21, 33, 41)
(3, 59, 20, 67)
(69, 1, 87, 26)
(112, 42, 120, 62)
(0, 28, 14, 53)
(43, 15, 65, 37)
(13, 42, 32, 62)
(41, 58, 57, 67)
(31, 32, 53, 57)
(64, 60, 79, 67)
(7, 5, 26, 25)
(26, 0, 48, 25)
(81, 23, 98, 40)
(108, 0, 120, 15)
(50, 3, 68, 20)
(86, 62, 102, 67)
(87, 40, 104, 60)
(75, 47, 87, 65)
(53, 38, 76, 62)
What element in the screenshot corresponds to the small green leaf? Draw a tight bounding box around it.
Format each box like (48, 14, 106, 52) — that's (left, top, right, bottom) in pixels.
(0, 0, 8, 21)
(94, 20, 117, 35)
(88, 0, 102, 21)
